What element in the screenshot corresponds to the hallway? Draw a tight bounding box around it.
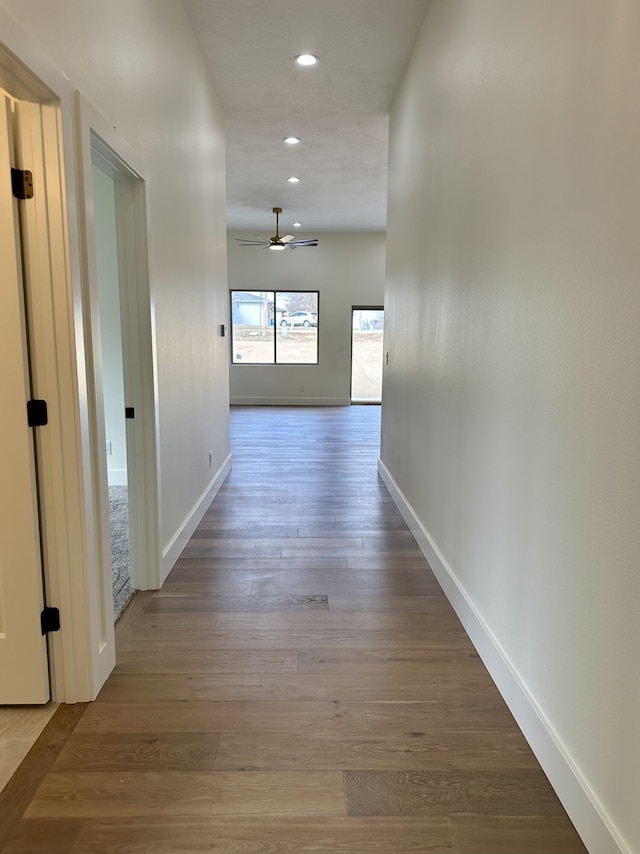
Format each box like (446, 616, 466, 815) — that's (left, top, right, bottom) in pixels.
(1, 407, 587, 853)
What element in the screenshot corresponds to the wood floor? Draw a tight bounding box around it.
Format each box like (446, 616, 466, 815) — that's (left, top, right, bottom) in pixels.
(0, 406, 588, 853)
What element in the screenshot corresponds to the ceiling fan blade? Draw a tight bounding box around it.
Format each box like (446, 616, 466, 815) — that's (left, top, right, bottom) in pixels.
(280, 234, 294, 243)
(289, 239, 318, 246)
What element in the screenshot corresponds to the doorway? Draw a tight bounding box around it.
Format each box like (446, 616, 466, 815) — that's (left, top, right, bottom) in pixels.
(91, 156, 134, 620)
(351, 306, 384, 403)
(81, 121, 161, 624)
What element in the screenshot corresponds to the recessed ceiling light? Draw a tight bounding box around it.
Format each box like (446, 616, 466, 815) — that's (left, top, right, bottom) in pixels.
(284, 136, 300, 145)
(288, 176, 300, 183)
(293, 222, 302, 228)
(295, 54, 319, 67)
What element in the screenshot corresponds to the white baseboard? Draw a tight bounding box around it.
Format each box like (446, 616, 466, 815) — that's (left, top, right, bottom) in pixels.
(161, 454, 232, 583)
(230, 397, 350, 406)
(377, 458, 629, 854)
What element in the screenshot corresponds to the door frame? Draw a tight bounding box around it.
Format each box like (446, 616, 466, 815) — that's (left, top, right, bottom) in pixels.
(75, 93, 161, 605)
(350, 304, 384, 404)
(0, 11, 160, 701)
(0, 12, 101, 701)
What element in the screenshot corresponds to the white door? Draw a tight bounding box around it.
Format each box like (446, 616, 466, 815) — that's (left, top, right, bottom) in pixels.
(0, 96, 50, 703)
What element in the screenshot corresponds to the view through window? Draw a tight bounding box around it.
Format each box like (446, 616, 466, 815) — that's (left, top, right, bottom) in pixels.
(230, 291, 319, 365)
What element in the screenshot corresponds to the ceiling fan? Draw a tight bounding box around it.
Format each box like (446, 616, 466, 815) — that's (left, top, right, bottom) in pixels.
(235, 207, 318, 250)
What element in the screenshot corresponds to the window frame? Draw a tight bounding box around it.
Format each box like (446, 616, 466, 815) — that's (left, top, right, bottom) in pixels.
(229, 289, 320, 366)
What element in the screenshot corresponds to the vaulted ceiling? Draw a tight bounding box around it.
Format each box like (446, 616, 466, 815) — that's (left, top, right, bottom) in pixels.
(181, 0, 432, 233)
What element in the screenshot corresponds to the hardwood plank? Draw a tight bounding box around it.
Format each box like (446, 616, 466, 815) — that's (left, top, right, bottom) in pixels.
(72, 815, 458, 853)
(451, 815, 588, 853)
(52, 732, 220, 772)
(297, 520, 411, 533)
(202, 510, 341, 522)
(191, 520, 249, 531)
(0, 703, 87, 851)
(1, 819, 83, 854)
(177, 546, 283, 559)
(152, 581, 253, 596)
(344, 770, 567, 817)
(364, 700, 518, 732)
(182, 537, 261, 548)
(26, 771, 345, 818)
(215, 730, 539, 771)
(254, 537, 366, 549)
(163, 568, 273, 585)
(121, 627, 471, 651)
(96, 672, 502, 704)
(145, 595, 329, 613)
(214, 612, 409, 631)
(346, 556, 439, 569)
(132, 612, 218, 631)
(165, 551, 347, 572)
(329, 595, 453, 612)
(251, 570, 440, 596)
(74, 701, 367, 734)
(244, 524, 302, 537)
(113, 649, 298, 675)
(299, 649, 486, 675)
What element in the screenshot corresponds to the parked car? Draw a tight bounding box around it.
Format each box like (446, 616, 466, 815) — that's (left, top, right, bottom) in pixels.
(280, 311, 317, 327)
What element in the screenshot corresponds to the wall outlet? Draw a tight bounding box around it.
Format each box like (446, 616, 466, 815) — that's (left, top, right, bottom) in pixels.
(106, 441, 112, 455)
(300, 385, 304, 392)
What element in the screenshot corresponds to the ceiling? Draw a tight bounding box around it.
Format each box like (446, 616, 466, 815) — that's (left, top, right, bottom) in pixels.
(180, 0, 432, 233)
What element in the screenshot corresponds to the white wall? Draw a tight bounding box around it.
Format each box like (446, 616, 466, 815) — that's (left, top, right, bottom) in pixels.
(0, 0, 230, 566)
(381, 3, 640, 853)
(92, 163, 127, 487)
(228, 232, 385, 404)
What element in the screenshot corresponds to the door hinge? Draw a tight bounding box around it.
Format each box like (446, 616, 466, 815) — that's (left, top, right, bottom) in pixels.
(41, 607, 60, 635)
(27, 399, 48, 427)
(11, 167, 34, 200)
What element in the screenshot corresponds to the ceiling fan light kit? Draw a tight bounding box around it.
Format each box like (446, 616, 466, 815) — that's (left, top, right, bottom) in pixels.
(236, 207, 318, 250)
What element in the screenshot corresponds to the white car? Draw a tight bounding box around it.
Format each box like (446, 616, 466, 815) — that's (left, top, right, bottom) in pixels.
(280, 311, 317, 327)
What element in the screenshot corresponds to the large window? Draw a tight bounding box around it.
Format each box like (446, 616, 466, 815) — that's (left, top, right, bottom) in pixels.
(230, 291, 319, 365)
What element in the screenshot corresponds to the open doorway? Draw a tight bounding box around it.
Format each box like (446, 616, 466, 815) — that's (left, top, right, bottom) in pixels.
(91, 156, 133, 620)
(351, 306, 384, 403)
(80, 117, 160, 626)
